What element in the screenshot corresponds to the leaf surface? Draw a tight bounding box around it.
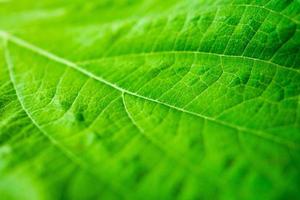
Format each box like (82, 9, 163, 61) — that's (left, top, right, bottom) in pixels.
(0, 0, 300, 199)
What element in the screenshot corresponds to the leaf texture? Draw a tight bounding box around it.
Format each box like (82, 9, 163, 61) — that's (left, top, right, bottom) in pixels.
(0, 0, 300, 199)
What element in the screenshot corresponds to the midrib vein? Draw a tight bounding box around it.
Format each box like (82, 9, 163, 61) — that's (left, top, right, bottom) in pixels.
(78, 50, 300, 75)
(1, 32, 299, 150)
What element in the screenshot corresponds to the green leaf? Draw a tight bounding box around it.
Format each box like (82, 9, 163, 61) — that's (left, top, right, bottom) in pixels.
(0, 0, 300, 199)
